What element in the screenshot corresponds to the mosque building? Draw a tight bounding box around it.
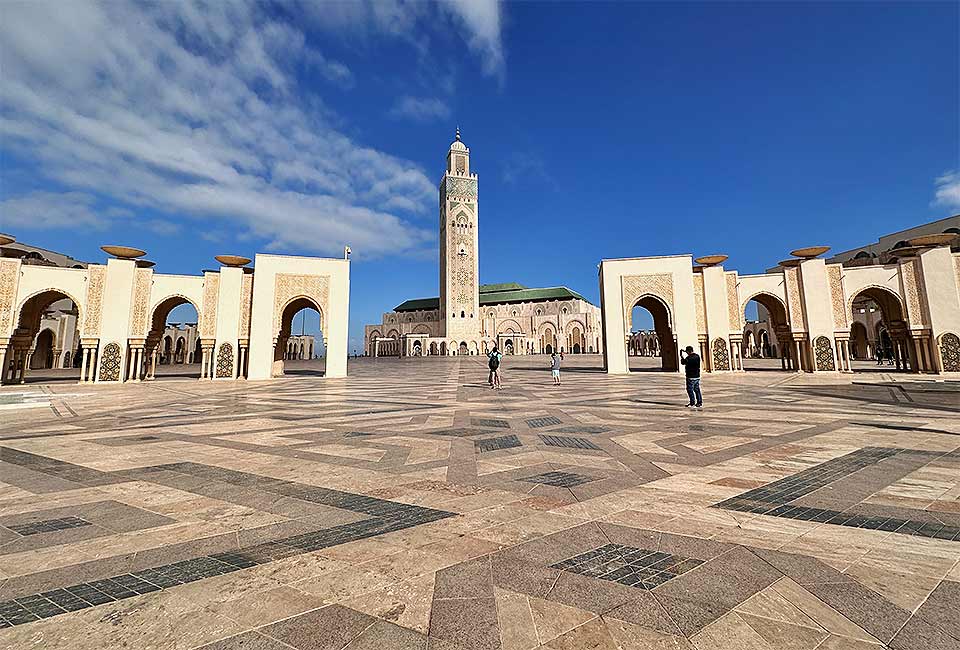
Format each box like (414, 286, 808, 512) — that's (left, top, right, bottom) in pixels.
(364, 130, 602, 357)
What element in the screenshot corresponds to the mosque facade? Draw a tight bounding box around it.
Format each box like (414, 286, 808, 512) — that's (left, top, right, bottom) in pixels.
(364, 131, 602, 357)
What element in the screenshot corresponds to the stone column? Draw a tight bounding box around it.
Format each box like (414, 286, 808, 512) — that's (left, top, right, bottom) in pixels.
(133, 348, 143, 382)
(793, 340, 803, 372)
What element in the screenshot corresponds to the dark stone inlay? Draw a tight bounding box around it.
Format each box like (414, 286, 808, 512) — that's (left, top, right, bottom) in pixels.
(714, 447, 960, 542)
(521, 471, 598, 488)
(527, 416, 563, 428)
(554, 425, 610, 434)
(476, 435, 522, 452)
(0, 462, 456, 628)
(472, 418, 511, 429)
(7, 516, 91, 536)
(539, 435, 601, 451)
(344, 432, 374, 437)
(431, 429, 488, 438)
(551, 543, 703, 590)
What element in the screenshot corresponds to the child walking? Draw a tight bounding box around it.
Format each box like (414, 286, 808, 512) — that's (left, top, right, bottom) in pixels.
(550, 352, 562, 385)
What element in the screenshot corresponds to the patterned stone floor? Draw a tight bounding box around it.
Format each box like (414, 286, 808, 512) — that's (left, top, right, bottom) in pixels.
(0, 355, 958, 649)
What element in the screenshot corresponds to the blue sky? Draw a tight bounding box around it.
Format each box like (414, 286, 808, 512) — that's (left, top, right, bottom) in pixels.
(2, 1, 957, 349)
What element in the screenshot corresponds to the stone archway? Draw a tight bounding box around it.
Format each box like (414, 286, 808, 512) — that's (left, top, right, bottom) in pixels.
(7, 289, 83, 384)
(848, 286, 910, 372)
(30, 328, 55, 369)
(629, 295, 677, 372)
(850, 322, 869, 360)
(740, 291, 790, 368)
(274, 296, 324, 376)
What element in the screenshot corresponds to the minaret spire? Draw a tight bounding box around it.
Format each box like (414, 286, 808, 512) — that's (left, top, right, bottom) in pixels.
(455, 125, 461, 141)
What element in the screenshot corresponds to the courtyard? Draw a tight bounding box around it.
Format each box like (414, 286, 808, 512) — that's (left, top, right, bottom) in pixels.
(0, 356, 958, 649)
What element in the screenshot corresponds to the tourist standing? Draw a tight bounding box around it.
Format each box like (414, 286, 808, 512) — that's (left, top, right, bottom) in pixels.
(488, 346, 502, 389)
(550, 352, 562, 385)
(680, 345, 702, 408)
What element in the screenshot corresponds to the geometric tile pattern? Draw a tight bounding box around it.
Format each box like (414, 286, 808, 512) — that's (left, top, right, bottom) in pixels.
(6, 517, 90, 536)
(475, 434, 521, 452)
(471, 418, 510, 428)
(2, 355, 959, 650)
(520, 471, 597, 488)
(539, 434, 601, 450)
(0, 463, 454, 627)
(551, 542, 703, 589)
(715, 446, 960, 540)
(526, 416, 562, 428)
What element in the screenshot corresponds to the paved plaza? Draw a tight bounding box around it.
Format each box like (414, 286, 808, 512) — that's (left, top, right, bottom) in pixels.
(0, 356, 958, 649)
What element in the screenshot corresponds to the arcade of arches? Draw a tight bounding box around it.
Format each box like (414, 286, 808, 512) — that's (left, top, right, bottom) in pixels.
(0, 244, 350, 385)
(600, 238, 960, 375)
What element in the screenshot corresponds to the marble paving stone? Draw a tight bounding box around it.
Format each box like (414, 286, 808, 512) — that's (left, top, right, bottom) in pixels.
(1, 356, 958, 648)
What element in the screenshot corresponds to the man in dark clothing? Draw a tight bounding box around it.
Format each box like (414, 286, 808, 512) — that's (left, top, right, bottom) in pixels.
(680, 345, 702, 408)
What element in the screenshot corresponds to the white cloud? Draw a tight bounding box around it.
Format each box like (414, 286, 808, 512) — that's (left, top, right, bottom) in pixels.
(934, 171, 960, 210)
(0, 191, 109, 230)
(296, 0, 505, 80)
(1, 1, 501, 257)
(389, 96, 452, 122)
(444, 0, 505, 81)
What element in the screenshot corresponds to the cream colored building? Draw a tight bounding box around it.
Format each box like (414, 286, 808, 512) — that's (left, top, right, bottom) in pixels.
(600, 232, 960, 375)
(365, 130, 602, 357)
(0, 237, 350, 384)
(743, 216, 960, 366)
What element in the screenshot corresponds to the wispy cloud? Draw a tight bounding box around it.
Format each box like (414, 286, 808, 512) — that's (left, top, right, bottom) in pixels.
(0, 1, 506, 258)
(0, 191, 109, 230)
(389, 96, 451, 122)
(933, 170, 960, 210)
(296, 0, 505, 81)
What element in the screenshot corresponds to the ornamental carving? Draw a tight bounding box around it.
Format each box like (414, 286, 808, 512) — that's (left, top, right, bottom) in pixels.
(900, 259, 924, 326)
(726, 273, 741, 331)
(238, 274, 253, 337)
(216, 342, 234, 378)
(693, 274, 706, 334)
(621, 273, 674, 326)
(273, 273, 329, 335)
(814, 336, 835, 371)
(445, 176, 477, 200)
(712, 337, 730, 370)
(939, 333, 960, 372)
(99, 342, 122, 382)
(129, 268, 152, 335)
(783, 267, 805, 331)
(83, 266, 106, 336)
(0, 260, 18, 335)
(201, 274, 220, 338)
(827, 265, 847, 329)
(954, 256, 960, 295)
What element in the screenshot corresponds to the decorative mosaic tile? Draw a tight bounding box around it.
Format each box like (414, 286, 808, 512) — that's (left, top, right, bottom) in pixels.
(526, 416, 563, 428)
(475, 434, 522, 452)
(471, 418, 510, 429)
(714, 447, 960, 541)
(520, 471, 597, 488)
(551, 543, 703, 590)
(553, 425, 610, 434)
(7, 517, 91, 536)
(0, 463, 456, 628)
(539, 435, 601, 450)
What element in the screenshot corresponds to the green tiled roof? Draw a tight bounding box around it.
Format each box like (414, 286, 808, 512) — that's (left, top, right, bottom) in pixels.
(394, 284, 591, 312)
(394, 297, 440, 312)
(479, 282, 527, 293)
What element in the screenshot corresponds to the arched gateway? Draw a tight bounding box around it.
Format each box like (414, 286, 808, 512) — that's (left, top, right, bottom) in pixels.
(0, 243, 350, 384)
(600, 241, 960, 375)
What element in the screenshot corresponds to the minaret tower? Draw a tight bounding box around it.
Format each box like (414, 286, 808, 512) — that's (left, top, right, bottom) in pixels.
(438, 127, 480, 341)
